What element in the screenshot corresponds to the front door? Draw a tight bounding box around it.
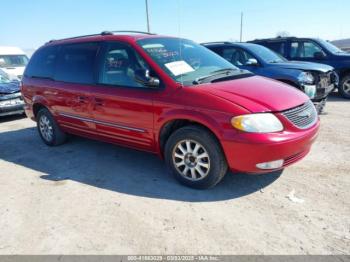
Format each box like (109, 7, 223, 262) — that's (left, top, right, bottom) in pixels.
(90, 41, 157, 151)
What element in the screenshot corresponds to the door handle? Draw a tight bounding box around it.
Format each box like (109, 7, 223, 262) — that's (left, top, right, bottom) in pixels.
(77, 96, 88, 103)
(94, 98, 105, 106)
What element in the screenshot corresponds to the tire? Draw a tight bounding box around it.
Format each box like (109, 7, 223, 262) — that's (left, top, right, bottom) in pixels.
(339, 74, 350, 99)
(37, 108, 67, 146)
(315, 98, 327, 114)
(164, 125, 228, 189)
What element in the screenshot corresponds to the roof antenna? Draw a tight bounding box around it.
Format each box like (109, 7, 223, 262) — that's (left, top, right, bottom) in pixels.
(145, 0, 151, 33)
(240, 12, 244, 42)
(177, 0, 184, 87)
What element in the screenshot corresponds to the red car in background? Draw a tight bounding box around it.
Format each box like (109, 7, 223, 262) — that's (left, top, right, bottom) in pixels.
(21, 31, 319, 189)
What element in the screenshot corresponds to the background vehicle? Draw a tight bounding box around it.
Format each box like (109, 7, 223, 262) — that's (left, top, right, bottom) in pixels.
(0, 46, 29, 80)
(21, 31, 319, 189)
(203, 42, 338, 113)
(249, 37, 350, 99)
(0, 69, 24, 116)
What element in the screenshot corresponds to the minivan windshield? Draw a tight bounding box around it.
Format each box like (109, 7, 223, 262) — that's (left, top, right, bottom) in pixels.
(318, 39, 345, 54)
(248, 44, 287, 63)
(137, 38, 242, 85)
(0, 55, 29, 68)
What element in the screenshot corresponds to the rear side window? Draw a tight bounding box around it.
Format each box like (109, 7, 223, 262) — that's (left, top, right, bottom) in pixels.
(55, 42, 99, 84)
(24, 46, 58, 78)
(264, 42, 285, 56)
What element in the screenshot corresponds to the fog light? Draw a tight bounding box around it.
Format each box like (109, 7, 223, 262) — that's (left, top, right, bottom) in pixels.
(256, 159, 284, 170)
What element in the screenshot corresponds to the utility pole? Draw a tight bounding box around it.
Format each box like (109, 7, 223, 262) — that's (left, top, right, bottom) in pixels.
(145, 0, 150, 33)
(240, 12, 243, 42)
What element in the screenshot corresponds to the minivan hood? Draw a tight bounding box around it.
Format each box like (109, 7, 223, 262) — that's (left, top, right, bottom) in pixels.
(201, 76, 308, 112)
(271, 61, 333, 73)
(0, 81, 20, 94)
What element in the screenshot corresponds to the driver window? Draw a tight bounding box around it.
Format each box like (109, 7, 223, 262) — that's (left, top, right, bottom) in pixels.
(99, 43, 150, 88)
(222, 48, 254, 66)
(303, 41, 325, 58)
(290, 41, 325, 58)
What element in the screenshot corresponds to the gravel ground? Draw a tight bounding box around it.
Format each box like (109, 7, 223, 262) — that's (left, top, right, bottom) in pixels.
(0, 94, 349, 255)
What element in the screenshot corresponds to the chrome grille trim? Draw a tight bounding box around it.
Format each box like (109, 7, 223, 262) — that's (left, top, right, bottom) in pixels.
(282, 100, 318, 129)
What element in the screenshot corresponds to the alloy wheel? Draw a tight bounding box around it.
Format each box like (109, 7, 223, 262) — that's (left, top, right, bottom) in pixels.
(172, 139, 210, 181)
(39, 115, 53, 142)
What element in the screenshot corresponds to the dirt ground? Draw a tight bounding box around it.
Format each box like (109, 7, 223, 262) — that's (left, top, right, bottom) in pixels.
(0, 93, 349, 255)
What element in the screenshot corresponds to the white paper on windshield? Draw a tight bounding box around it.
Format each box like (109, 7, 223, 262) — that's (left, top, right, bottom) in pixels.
(164, 61, 194, 76)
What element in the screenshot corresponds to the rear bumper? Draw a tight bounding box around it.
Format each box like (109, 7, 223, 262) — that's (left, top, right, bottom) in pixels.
(0, 106, 24, 116)
(221, 120, 320, 173)
(24, 104, 35, 120)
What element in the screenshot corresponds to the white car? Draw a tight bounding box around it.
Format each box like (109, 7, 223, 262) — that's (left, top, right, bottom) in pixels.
(0, 46, 29, 80)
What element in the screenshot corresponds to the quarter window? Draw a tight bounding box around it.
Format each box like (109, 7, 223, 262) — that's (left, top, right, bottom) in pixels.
(24, 46, 58, 79)
(55, 43, 99, 84)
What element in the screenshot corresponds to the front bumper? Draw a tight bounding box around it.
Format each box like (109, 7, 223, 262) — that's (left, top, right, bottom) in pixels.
(303, 83, 335, 101)
(313, 83, 335, 101)
(0, 93, 25, 117)
(221, 120, 320, 173)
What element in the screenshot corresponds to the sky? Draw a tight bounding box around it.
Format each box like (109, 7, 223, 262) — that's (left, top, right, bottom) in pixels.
(1, 0, 349, 50)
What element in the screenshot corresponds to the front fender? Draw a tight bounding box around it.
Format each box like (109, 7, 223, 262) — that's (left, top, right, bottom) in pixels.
(155, 107, 234, 153)
(263, 68, 301, 88)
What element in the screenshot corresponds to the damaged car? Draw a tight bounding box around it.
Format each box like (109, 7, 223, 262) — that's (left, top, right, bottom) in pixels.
(0, 69, 24, 117)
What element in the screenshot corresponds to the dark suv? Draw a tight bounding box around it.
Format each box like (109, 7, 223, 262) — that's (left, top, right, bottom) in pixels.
(203, 42, 337, 113)
(249, 37, 350, 99)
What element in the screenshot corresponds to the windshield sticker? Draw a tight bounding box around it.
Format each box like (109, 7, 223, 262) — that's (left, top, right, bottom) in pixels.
(164, 61, 194, 76)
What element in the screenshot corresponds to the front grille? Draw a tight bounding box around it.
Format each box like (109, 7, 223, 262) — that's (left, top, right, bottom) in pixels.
(317, 73, 331, 89)
(282, 100, 318, 129)
(283, 150, 310, 167)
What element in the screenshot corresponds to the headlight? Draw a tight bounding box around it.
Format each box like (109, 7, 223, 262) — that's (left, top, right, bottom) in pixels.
(231, 113, 283, 133)
(298, 72, 314, 84)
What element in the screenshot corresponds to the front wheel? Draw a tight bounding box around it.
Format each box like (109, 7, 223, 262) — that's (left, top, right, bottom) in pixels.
(164, 125, 228, 189)
(339, 75, 350, 99)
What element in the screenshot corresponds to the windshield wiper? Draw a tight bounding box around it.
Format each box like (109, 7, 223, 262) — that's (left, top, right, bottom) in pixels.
(193, 68, 237, 85)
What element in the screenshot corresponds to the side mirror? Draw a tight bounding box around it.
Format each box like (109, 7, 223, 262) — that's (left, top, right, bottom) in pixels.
(313, 51, 326, 60)
(246, 58, 259, 66)
(135, 69, 160, 88)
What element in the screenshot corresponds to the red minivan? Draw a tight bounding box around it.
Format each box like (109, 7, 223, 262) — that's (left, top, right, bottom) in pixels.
(21, 31, 320, 189)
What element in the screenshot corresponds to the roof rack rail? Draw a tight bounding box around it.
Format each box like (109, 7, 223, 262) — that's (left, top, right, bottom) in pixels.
(105, 30, 155, 35)
(46, 30, 155, 44)
(201, 41, 233, 45)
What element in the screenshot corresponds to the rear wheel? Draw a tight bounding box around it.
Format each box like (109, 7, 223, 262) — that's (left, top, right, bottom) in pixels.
(37, 108, 67, 146)
(164, 125, 228, 189)
(339, 74, 350, 99)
